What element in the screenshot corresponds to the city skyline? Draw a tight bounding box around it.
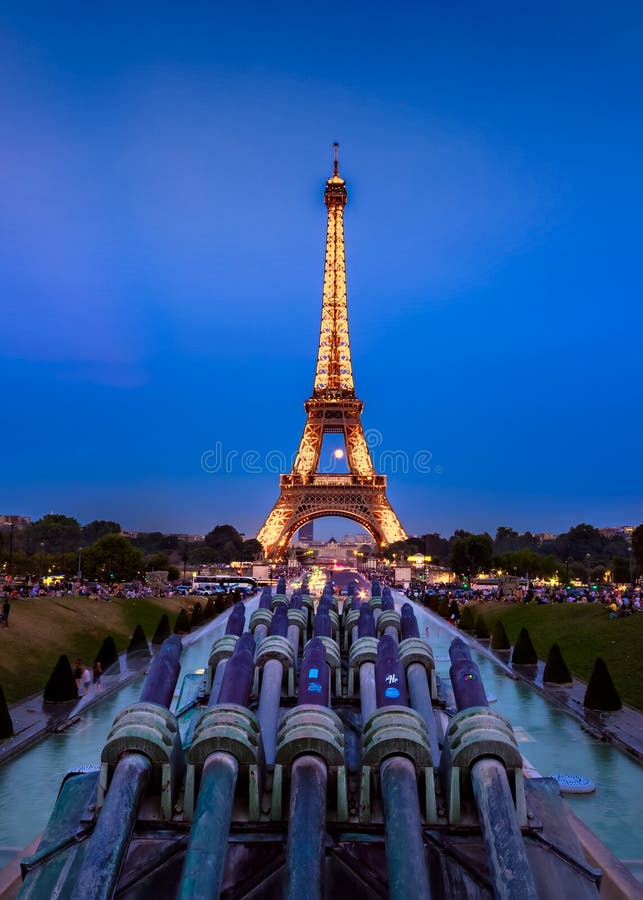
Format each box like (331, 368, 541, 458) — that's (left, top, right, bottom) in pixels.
(2, 3, 642, 541)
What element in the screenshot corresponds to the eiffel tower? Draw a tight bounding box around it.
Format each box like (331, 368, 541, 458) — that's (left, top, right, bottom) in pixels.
(257, 146, 407, 559)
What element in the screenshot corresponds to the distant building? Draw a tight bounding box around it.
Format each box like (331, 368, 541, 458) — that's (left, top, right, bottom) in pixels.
(177, 533, 206, 543)
(298, 522, 314, 542)
(599, 526, 634, 543)
(0, 515, 30, 528)
(121, 529, 139, 538)
(535, 532, 557, 543)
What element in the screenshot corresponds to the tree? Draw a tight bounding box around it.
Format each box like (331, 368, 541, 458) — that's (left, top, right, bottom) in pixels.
(43, 655, 77, 702)
(82, 534, 144, 582)
(242, 538, 263, 561)
(583, 658, 621, 711)
(450, 533, 493, 580)
(152, 614, 171, 645)
(543, 644, 572, 685)
(95, 636, 119, 673)
(27, 514, 81, 555)
(146, 552, 170, 572)
(611, 557, 630, 584)
(511, 628, 537, 665)
(632, 524, 643, 572)
(204, 525, 243, 563)
(0, 686, 13, 738)
(81, 520, 121, 546)
(421, 533, 450, 566)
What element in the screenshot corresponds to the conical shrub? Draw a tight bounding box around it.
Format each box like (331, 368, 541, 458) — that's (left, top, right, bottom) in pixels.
(127, 624, 150, 656)
(152, 614, 171, 645)
(43, 655, 78, 702)
(460, 605, 476, 631)
(491, 620, 511, 651)
(174, 608, 191, 634)
(475, 616, 489, 639)
(583, 658, 622, 711)
(428, 595, 440, 612)
(203, 597, 216, 620)
(0, 685, 14, 738)
(437, 598, 450, 618)
(511, 628, 537, 665)
(543, 643, 572, 685)
(191, 602, 203, 628)
(95, 635, 120, 673)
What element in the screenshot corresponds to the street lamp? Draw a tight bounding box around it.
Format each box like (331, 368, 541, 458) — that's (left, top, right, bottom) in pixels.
(8, 523, 14, 579)
(585, 553, 591, 590)
(39, 542, 45, 581)
(628, 546, 634, 585)
(77, 546, 83, 581)
(239, 533, 246, 575)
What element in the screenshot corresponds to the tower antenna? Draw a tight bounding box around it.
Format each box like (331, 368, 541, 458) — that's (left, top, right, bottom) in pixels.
(333, 142, 339, 176)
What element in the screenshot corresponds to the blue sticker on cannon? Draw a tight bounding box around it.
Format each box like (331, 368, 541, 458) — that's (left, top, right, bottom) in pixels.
(308, 683, 322, 693)
(308, 668, 319, 678)
(384, 687, 400, 699)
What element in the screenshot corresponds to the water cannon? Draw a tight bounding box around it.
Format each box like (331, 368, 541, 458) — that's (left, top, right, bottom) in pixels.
(225, 600, 246, 636)
(270, 603, 289, 638)
(400, 603, 420, 640)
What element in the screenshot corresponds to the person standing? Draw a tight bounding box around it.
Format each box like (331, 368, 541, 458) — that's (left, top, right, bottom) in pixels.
(92, 661, 102, 692)
(82, 665, 92, 696)
(1, 598, 10, 628)
(73, 659, 83, 697)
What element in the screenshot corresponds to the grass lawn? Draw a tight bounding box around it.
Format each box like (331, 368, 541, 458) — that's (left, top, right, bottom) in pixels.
(0, 594, 194, 704)
(468, 602, 643, 711)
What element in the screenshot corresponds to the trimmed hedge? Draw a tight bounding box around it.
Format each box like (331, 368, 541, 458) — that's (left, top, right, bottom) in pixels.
(437, 598, 450, 618)
(0, 685, 14, 738)
(491, 620, 511, 651)
(174, 608, 191, 634)
(203, 597, 216, 620)
(152, 614, 171, 645)
(127, 624, 150, 656)
(95, 635, 120, 673)
(475, 616, 490, 639)
(191, 602, 203, 628)
(43, 655, 78, 702)
(511, 628, 537, 665)
(584, 658, 622, 711)
(543, 643, 572, 685)
(459, 605, 476, 631)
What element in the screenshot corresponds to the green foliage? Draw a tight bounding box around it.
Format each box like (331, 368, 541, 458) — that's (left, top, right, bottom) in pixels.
(191, 602, 203, 628)
(583, 658, 622, 711)
(146, 552, 170, 572)
(450, 533, 493, 579)
(611, 556, 630, 583)
(242, 538, 263, 561)
(43, 655, 77, 702)
(151, 614, 171, 645)
(495, 549, 559, 579)
(459, 605, 476, 631)
(167, 566, 180, 582)
(82, 534, 144, 581)
(174, 608, 191, 634)
(491, 620, 511, 650)
(204, 525, 243, 563)
(81, 520, 121, 546)
(127, 623, 150, 656)
(0, 685, 14, 738)
(95, 636, 120, 673)
(511, 628, 537, 665)
(26, 514, 81, 554)
(475, 615, 490, 639)
(203, 597, 216, 620)
(632, 524, 643, 572)
(437, 598, 450, 618)
(543, 643, 572, 684)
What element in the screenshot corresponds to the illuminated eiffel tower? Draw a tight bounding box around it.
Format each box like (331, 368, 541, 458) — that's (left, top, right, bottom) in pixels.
(258, 146, 407, 559)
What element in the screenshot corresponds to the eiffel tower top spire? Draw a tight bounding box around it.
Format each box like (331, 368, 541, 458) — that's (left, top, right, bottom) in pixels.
(313, 143, 354, 397)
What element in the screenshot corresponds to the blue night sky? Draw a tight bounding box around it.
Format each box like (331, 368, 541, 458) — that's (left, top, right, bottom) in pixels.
(2, 1, 642, 540)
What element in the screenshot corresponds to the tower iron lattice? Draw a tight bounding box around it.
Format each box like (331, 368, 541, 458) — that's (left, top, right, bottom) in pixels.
(257, 146, 407, 559)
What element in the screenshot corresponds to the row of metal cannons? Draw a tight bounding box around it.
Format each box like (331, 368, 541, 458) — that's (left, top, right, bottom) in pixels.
(25, 578, 600, 899)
